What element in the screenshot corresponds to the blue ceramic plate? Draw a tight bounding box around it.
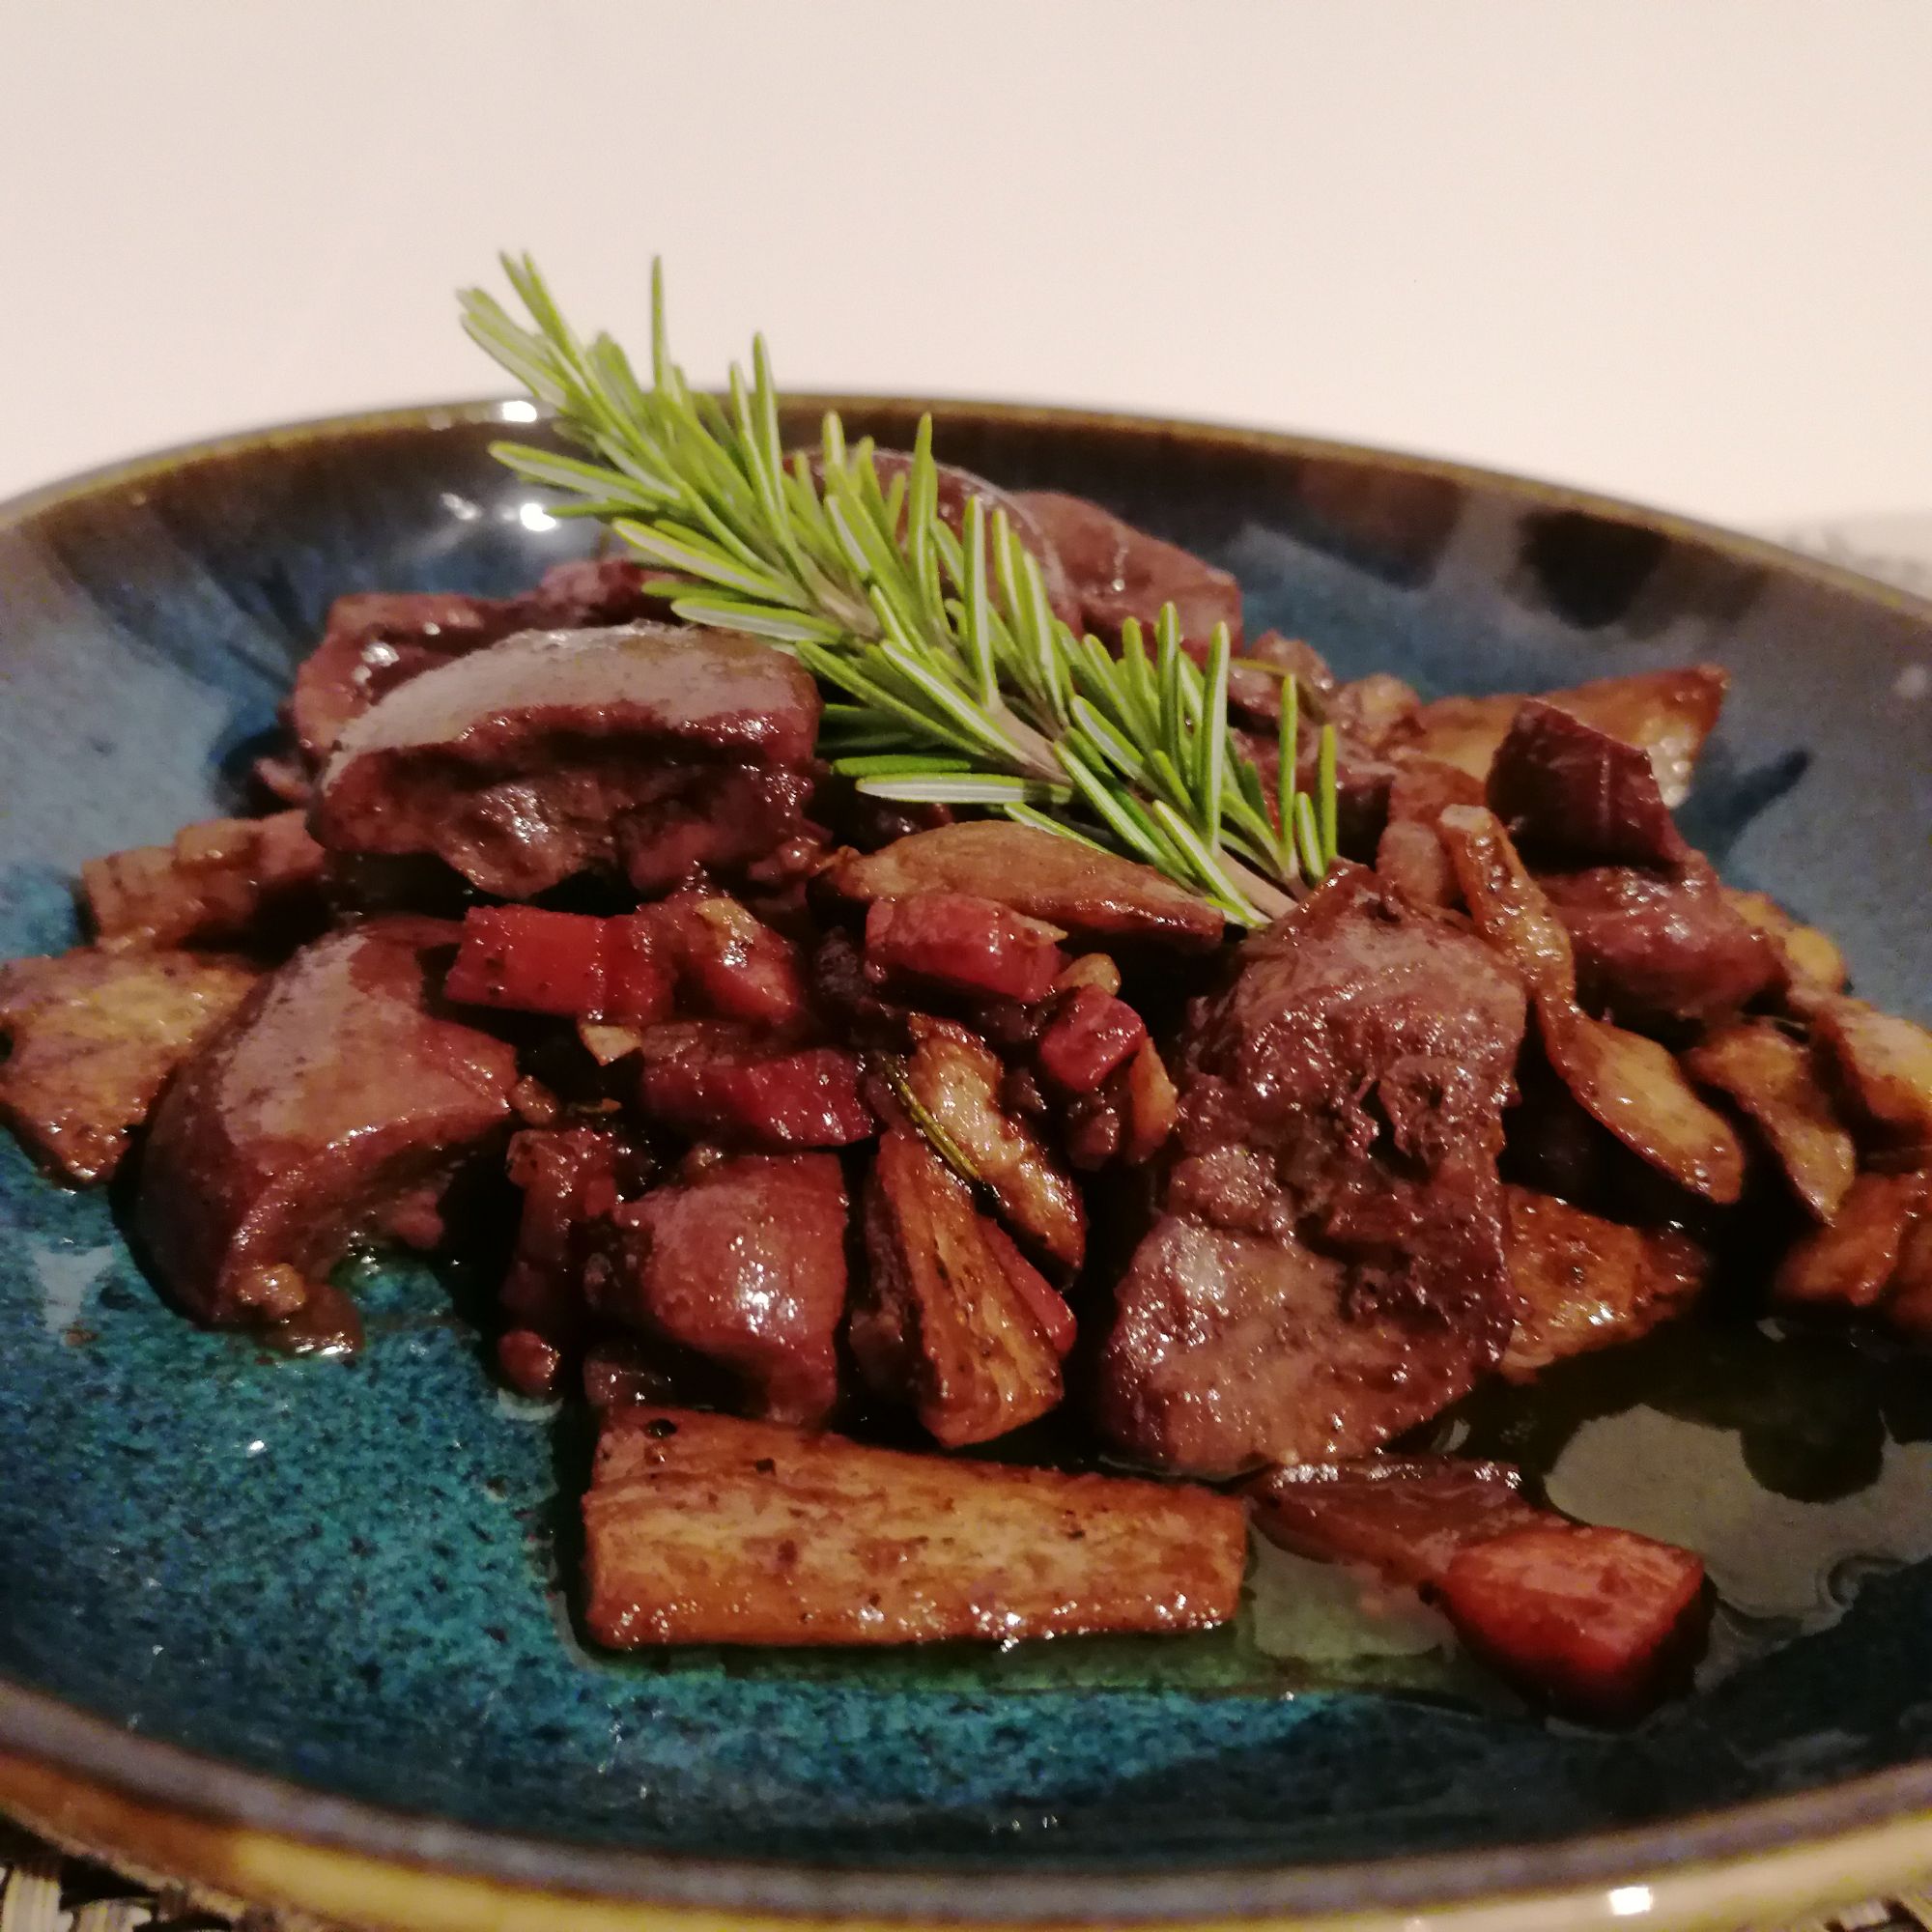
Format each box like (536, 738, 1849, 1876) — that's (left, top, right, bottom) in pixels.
(3, 400, 1931, 1928)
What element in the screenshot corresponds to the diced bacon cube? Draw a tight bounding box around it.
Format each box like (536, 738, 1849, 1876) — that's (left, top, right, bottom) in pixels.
(1438, 1523, 1708, 1722)
(639, 1041, 874, 1149)
(444, 907, 610, 1017)
(442, 907, 673, 1025)
(864, 894, 1066, 1004)
(1037, 986, 1149, 1094)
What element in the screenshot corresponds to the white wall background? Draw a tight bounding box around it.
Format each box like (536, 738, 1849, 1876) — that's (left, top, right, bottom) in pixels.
(1, 0, 1926, 526)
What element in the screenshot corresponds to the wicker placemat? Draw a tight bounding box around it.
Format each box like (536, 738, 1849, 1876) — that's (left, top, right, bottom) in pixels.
(0, 1829, 243, 1931)
(2, 1834, 1930, 1932)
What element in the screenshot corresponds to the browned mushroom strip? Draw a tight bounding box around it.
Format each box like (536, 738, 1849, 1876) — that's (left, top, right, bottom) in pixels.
(0, 948, 260, 1184)
(1500, 1186, 1708, 1379)
(852, 1127, 1068, 1446)
(582, 1406, 1248, 1647)
(1439, 805, 1745, 1205)
(82, 811, 327, 953)
(1812, 1000, 1932, 1151)
(902, 1018, 1085, 1271)
(1722, 888, 1848, 999)
(822, 820, 1224, 953)
(1684, 1021, 1857, 1221)
(1774, 1170, 1929, 1312)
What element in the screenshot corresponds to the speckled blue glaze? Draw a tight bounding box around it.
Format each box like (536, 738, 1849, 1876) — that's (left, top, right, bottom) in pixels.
(3, 403, 1931, 1916)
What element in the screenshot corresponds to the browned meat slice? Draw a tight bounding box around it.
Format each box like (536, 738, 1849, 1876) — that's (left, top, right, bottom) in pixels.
(1248, 1457, 1708, 1719)
(1096, 866, 1527, 1475)
(293, 591, 522, 766)
(135, 918, 518, 1332)
(82, 812, 327, 953)
(853, 1127, 1068, 1445)
(1011, 490, 1243, 654)
(1775, 1170, 1929, 1312)
(634, 1025, 873, 1149)
(1684, 1021, 1857, 1221)
(289, 555, 664, 762)
(1500, 1186, 1707, 1378)
(1537, 864, 1779, 1029)
(1723, 888, 1848, 1000)
(1396, 667, 1727, 809)
(1439, 806, 1745, 1204)
(582, 1406, 1247, 1647)
(1251, 1458, 1548, 1585)
(902, 1018, 1085, 1271)
(1812, 999, 1932, 1151)
(604, 1154, 848, 1427)
(823, 821, 1223, 953)
(1487, 698, 1690, 867)
(1376, 759, 1484, 907)
(1246, 630, 1337, 694)
(0, 949, 259, 1183)
(314, 623, 820, 898)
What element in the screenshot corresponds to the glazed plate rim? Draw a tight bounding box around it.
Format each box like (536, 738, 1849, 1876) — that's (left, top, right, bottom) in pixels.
(5, 396, 1932, 1928)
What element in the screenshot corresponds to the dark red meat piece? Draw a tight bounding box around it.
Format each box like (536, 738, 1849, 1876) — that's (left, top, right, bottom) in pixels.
(1488, 698, 1690, 868)
(1224, 632, 1337, 724)
(446, 907, 610, 1017)
(1249, 1458, 1544, 1587)
(497, 1327, 566, 1400)
(1236, 672, 1424, 865)
(135, 919, 518, 1332)
(313, 623, 820, 899)
(1012, 490, 1243, 655)
(1036, 986, 1148, 1094)
(864, 894, 1067, 1005)
(605, 1153, 849, 1427)
(1096, 866, 1526, 1475)
(1441, 1525, 1708, 1722)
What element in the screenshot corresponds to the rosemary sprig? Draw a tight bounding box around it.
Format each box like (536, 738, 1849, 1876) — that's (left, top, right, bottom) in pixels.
(459, 254, 1339, 925)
